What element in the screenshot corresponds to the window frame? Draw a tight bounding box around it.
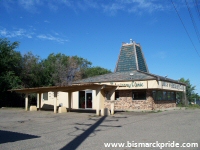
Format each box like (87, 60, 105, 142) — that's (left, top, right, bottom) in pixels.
(43, 92, 48, 101)
(152, 90, 176, 101)
(132, 90, 146, 100)
(115, 90, 120, 100)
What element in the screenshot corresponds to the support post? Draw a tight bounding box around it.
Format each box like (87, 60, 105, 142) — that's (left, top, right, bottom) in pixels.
(25, 94, 28, 111)
(110, 87, 116, 115)
(68, 91, 72, 112)
(38, 93, 41, 111)
(37, 93, 39, 108)
(110, 88, 116, 100)
(182, 91, 188, 106)
(54, 91, 57, 113)
(96, 87, 103, 116)
(111, 100, 114, 115)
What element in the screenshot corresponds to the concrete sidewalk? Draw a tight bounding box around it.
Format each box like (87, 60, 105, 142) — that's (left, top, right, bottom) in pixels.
(0, 108, 199, 150)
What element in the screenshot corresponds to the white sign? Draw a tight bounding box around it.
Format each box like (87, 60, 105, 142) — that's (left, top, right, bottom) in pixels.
(161, 81, 185, 90)
(110, 81, 144, 88)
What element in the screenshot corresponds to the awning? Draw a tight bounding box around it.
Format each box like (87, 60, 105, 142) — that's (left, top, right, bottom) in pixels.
(9, 83, 117, 94)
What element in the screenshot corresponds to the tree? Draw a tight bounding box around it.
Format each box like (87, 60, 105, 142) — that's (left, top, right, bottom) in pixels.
(0, 38, 23, 107)
(82, 66, 112, 78)
(179, 78, 196, 104)
(42, 53, 92, 86)
(0, 39, 112, 107)
(21, 52, 44, 88)
(41, 53, 70, 86)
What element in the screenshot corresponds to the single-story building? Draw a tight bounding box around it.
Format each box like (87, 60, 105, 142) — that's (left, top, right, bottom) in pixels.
(10, 40, 187, 115)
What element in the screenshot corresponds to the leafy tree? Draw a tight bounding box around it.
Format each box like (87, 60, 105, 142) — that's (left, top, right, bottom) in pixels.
(42, 53, 92, 86)
(82, 66, 112, 78)
(0, 38, 23, 107)
(41, 53, 70, 86)
(21, 52, 43, 87)
(0, 39, 112, 107)
(178, 78, 196, 104)
(72, 55, 92, 71)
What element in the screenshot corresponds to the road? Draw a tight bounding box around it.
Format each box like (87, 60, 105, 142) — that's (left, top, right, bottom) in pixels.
(0, 108, 199, 150)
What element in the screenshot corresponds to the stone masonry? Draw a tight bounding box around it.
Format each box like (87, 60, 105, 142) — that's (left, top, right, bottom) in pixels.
(104, 90, 176, 111)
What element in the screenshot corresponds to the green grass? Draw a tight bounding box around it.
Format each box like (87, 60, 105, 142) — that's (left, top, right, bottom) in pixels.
(186, 104, 200, 109)
(150, 110, 162, 113)
(176, 103, 186, 107)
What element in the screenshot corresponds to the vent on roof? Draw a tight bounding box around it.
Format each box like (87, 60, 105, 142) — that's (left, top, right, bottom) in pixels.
(130, 73, 134, 76)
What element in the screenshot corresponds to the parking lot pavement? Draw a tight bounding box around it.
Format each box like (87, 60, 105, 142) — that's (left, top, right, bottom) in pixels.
(0, 108, 200, 150)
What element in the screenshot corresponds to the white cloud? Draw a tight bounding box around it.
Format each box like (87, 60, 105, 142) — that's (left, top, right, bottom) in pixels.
(102, 3, 124, 15)
(18, 0, 34, 9)
(129, 0, 165, 13)
(0, 27, 68, 43)
(37, 34, 68, 43)
(44, 20, 50, 23)
(0, 28, 33, 38)
(76, 0, 98, 10)
(18, 0, 42, 13)
(48, 3, 58, 12)
(2, 0, 174, 15)
(84, 0, 98, 9)
(101, 0, 168, 15)
(0, 29, 7, 36)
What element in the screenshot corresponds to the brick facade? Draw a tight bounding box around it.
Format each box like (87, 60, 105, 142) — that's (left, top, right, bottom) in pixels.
(153, 100, 176, 109)
(104, 90, 176, 110)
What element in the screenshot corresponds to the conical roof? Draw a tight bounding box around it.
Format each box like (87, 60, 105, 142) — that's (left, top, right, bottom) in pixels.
(115, 40, 149, 73)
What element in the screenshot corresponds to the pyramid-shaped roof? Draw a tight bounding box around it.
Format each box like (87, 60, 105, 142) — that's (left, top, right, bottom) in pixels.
(74, 40, 185, 86)
(115, 40, 149, 73)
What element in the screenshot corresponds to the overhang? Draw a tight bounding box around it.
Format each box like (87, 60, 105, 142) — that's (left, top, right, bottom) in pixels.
(9, 84, 117, 94)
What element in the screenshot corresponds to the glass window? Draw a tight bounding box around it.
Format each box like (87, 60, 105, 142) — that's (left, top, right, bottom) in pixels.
(152, 91, 156, 100)
(163, 91, 167, 100)
(172, 92, 174, 100)
(156, 91, 163, 100)
(43, 93, 48, 100)
(132, 90, 146, 100)
(152, 91, 176, 101)
(115, 91, 120, 100)
(169, 92, 175, 101)
(167, 92, 171, 100)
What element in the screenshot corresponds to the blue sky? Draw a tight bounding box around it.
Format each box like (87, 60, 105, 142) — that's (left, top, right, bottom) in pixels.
(1, 0, 200, 94)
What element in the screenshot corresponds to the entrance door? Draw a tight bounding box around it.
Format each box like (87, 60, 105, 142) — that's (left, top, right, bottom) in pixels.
(86, 92, 92, 108)
(79, 91, 85, 109)
(79, 91, 92, 109)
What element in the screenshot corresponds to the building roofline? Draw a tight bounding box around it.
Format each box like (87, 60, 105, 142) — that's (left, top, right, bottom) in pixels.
(136, 70, 186, 85)
(73, 70, 186, 86)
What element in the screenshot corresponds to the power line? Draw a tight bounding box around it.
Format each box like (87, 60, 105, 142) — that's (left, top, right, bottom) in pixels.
(194, 0, 200, 22)
(185, 0, 200, 44)
(171, 0, 200, 57)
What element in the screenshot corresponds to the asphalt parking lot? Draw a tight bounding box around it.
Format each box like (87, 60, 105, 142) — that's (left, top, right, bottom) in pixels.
(0, 108, 200, 150)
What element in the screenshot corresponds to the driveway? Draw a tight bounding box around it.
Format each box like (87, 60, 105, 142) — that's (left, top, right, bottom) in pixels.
(0, 108, 199, 150)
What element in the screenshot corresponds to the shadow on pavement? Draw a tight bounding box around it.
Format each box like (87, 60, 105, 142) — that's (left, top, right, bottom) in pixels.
(0, 130, 40, 144)
(60, 116, 107, 150)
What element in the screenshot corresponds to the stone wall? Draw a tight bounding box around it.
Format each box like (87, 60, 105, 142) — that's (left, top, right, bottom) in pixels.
(104, 90, 176, 110)
(153, 100, 176, 109)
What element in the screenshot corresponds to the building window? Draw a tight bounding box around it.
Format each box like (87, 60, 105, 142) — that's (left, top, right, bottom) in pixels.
(115, 91, 120, 100)
(132, 90, 146, 100)
(163, 91, 167, 100)
(168, 92, 175, 101)
(156, 91, 162, 100)
(152, 91, 176, 101)
(43, 93, 48, 100)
